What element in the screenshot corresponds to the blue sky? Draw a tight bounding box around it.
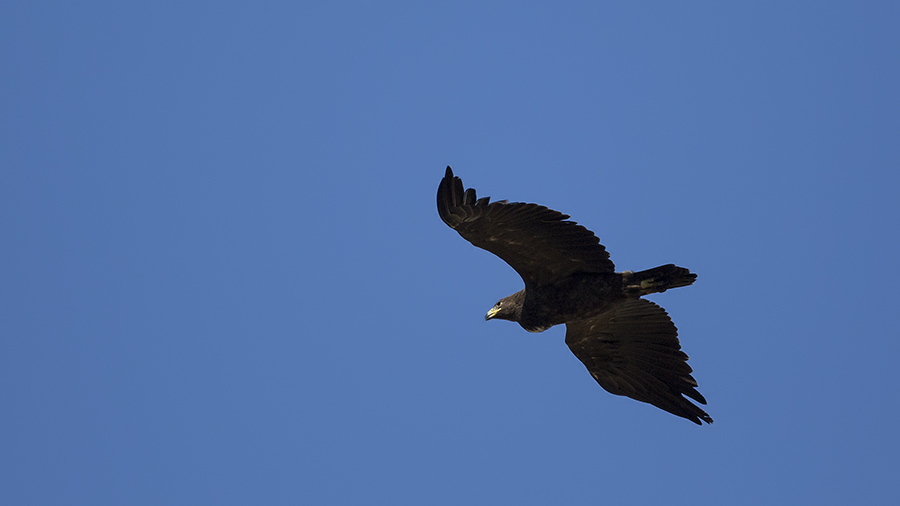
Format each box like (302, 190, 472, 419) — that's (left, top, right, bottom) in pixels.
(2, 1, 899, 504)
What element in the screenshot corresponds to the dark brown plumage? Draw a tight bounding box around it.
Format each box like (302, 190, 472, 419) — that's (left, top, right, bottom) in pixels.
(437, 166, 712, 424)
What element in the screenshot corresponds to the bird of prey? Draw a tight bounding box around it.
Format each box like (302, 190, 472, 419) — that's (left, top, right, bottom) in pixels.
(437, 166, 712, 424)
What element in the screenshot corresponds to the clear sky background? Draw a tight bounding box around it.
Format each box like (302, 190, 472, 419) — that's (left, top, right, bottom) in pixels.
(2, 1, 899, 504)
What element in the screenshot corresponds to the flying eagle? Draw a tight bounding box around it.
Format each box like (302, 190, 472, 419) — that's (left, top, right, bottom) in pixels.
(437, 166, 712, 424)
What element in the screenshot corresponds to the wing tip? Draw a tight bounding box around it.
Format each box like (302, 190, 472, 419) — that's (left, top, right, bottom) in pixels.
(676, 391, 714, 425)
(437, 166, 490, 229)
(437, 167, 454, 226)
(692, 409, 715, 425)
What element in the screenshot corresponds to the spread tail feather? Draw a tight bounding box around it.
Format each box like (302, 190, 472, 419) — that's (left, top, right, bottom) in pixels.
(623, 264, 696, 296)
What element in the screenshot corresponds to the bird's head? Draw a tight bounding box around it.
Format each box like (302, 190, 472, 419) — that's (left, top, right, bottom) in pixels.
(485, 291, 525, 322)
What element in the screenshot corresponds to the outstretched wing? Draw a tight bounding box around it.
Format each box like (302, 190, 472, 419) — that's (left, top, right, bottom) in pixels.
(565, 298, 712, 424)
(437, 166, 614, 284)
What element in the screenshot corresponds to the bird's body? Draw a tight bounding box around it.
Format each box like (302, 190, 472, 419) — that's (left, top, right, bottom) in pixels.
(437, 166, 712, 424)
(493, 273, 621, 332)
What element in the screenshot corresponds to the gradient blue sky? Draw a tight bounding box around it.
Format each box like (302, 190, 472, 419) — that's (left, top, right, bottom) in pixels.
(3, 1, 899, 504)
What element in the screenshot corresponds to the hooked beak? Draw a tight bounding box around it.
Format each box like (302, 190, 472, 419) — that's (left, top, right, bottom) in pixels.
(485, 306, 500, 321)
